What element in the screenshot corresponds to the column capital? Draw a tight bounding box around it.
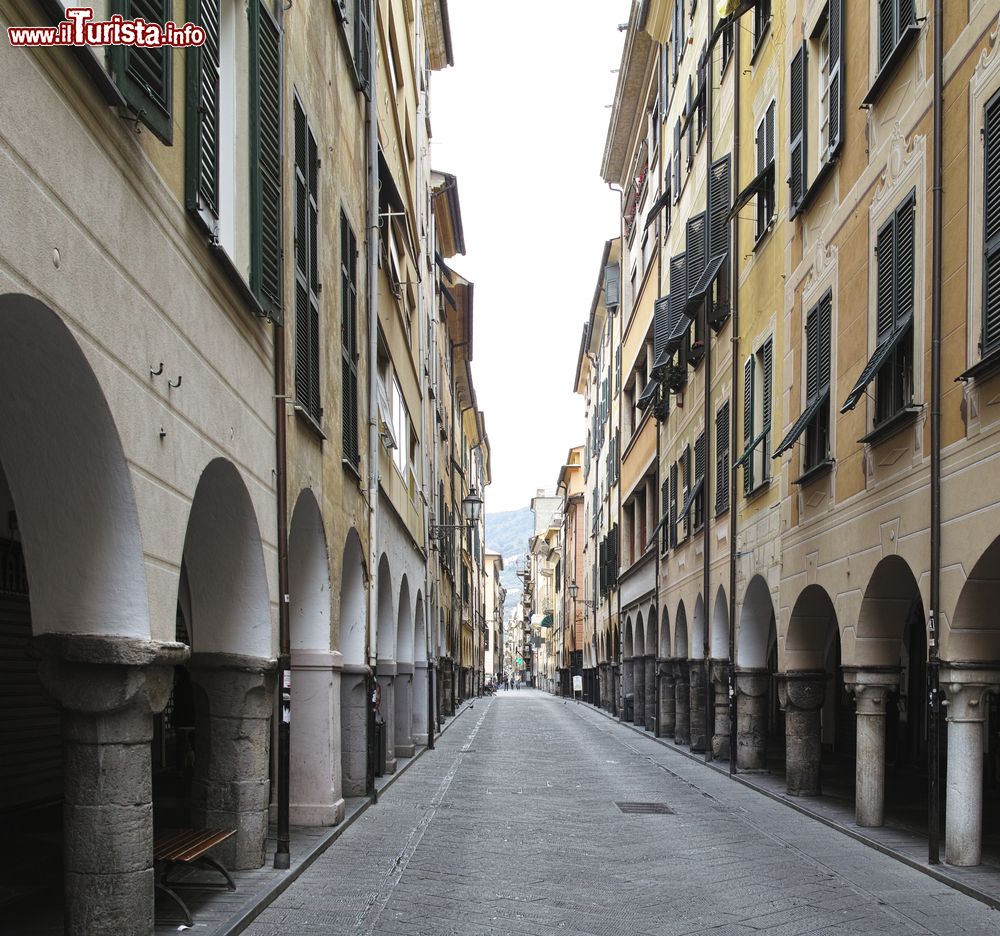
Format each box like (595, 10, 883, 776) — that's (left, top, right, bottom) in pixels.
(941, 666, 1000, 722)
(843, 667, 900, 716)
(778, 671, 826, 713)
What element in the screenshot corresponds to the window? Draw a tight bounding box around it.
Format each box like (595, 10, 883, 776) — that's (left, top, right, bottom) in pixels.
(680, 444, 692, 539)
(818, 24, 831, 162)
(354, 0, 372, 95)
(391, 378, 409, 478)
(715, 401, 730, 515)
(669, 461, 679, 549)
(754, 0, 772, 54)
(740, 338, 773, 494)
(696, 49, 707, 143)
(642, 230, 654, 279)
(878, 0, 917, 71)
(874, 193, 916, 424)
(110, 1, 172, 143)
(693, 433, 705, 530)
(294, 98, 321, 426)
(661, 478, 670, 553)
(672, 0, 686, 84)
(673, 119, 682, 201)
(983, 89, 1000, 358)
(721, 21, 734, 75)
(804, 295, 833, 468)
(249, 0, 282, 321)
(755, 102, 776, 241)
(341, 214, 360, 468)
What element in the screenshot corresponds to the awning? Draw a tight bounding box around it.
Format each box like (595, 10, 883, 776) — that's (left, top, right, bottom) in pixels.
(734, 428, 767, 469)
(540, 614, 554, 628)
(680, 475, 704, 519)
(841, 312, 913, 414)
(665, 308, 693, 354)
(774, 388, 830, 458)
(441, 284, 457, 310)
(530, 613, 545, 627)
(637, 378, 659, 410)
(645, 513, 670, 552)
(729, 162, 774, 222)
(644, 190, 671, 231)
(651, 346, 671, 376)
(685, 253, 727, 315)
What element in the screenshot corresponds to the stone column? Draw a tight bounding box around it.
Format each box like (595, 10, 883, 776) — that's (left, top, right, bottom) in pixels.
(673, 659, 690, 745)
(394, 663, 415, 758)
(710, 660, 731, 761)
(689, 659, 707, 752)
(375, 660, 397, 774)
(942, 668, 1000, 867)
(735, 668, 770, 771)
(412, 661, 429, 746)
(622, 658, 634, 721)
(779, 671, 826, 796)
(645, 655, 657, 732)
(843, 668, 900, 828)
(339, 663, 371, 797)
(290, 649, 346, 826)
(633, 656, 645, 727)
(657, 659, 676, 738)
(614, 663, 622, 715)
(36, 634, 187, 936)
(189, 654, 276, 869)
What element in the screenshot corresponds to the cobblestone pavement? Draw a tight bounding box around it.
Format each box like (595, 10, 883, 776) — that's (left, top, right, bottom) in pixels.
(243, 690, 1000, 936)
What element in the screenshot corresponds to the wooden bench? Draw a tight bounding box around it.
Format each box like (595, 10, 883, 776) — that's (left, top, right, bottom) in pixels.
(153, 828, 236, 926)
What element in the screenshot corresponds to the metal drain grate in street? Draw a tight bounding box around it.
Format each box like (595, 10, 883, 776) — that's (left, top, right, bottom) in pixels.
(615, 801, 674, 815)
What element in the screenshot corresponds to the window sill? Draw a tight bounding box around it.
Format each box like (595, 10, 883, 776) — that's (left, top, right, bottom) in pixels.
(753, 218, 776, 252)
(862, 23, 922, 108)
(958, 346, 1000, 383)
(791, 157, 838, 219)
(745, 479, 771, 502)
(858, 404, 922, 447)
(342, 456, 362, 481)
(714, 504, 730, 520)
(749, 20, 772, 68)
(205, 238, 268, 321)
(295, 406, 326, 441)
(793, 459, 834, 487)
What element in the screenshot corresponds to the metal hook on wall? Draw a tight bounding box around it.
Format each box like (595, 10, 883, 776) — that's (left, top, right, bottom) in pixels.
(168, 375, 182, 389)
(150, 362, 164, 377)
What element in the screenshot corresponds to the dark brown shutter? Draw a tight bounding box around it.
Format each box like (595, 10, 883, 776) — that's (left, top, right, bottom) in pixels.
(790, 43, 807, 210)
(828, 0, 844, 155)
(185, 0, 219, 217)
(984, 90, 1000, 356)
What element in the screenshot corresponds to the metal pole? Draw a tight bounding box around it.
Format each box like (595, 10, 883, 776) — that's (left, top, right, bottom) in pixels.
(927, 0, 943, 865)
(703, 1, 715, 764)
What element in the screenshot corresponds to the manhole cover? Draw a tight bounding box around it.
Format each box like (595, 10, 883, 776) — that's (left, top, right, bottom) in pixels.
(615, 801, 674, 815)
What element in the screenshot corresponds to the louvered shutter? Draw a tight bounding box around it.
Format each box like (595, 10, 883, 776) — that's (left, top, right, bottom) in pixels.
(819, 291, 833, 391)
(708, 155, 731, 259)
(342, 214, 361, 466)
(682, 445, 692, 535)
(661, 479, 670, 551)
(743, 356, 754, 494)
(670, 253, 688, 309)
(766, 101, 776, 167)
(616, 346, 622, 392)
(669, 462, 679, 548)
(762, 339, 773, 432)
(185, 0, 219, 218)
(355, 0, 372, 95)
(610, 527, 619, 584)
(654, 296, 671, 359)
(894, 191, 916, 328)
(899, 0, 916, 29)
(805, 306, 820, 403)
(716, 401, 730, 514)
(605, 264, 621, 308)
(293, 101, 321, 423)
(694, 432, 706, 526)
(828, 0, 844, 156)
(686, 213, 707, 288)
(790, 43, 807, 211)
(250, 0, 283, 322)
(878, 0, 894, 69)
(599, 540, 607, 594)
(673, 120, 682, 198)
(984, 91, 1000, 356)
(111, 1, 172, 144)
(876, 215, 896, 340)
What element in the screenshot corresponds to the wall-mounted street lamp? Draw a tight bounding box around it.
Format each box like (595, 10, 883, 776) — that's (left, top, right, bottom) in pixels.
(428, 487, 484, 541)
(567, 582, 597, 609)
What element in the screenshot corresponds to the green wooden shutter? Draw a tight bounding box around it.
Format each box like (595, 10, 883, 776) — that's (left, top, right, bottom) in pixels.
(661, 479, 670, 551)
(878, 0, 894, 69)
(715, 401, 729, 514)
(828, 0, 844, 156)
(355, 0, 372, 96)
(110, 0, 173, 144)
(342, 214, 361, 466)
(654, 296, 670, 359)
(819, 291, 833, 390)
(894, 191, 916, 329)
(250, 0, 283, 323)
(185, 0, 220, 218)
(984, 90, 1000, 356)
(673, 119, 682, 199)
(686, 213, 707, 288)
(762, 339, 773, 431)
(670, 253, 688, 309)
(669, 462, 678, 548)
(293, 99, 320, 422)
(876, 215, 896, 340)
(743, 356, 754, 494)
(605, 264, 621, 308)
(682, 444, 692, 536)
(805, 305, 820, 403)
(790, 43, 807, 211)
(708, 155, 731, 260)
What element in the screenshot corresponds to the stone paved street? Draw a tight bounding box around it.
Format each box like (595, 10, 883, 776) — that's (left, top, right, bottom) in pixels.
(242, 691, 1000, 936)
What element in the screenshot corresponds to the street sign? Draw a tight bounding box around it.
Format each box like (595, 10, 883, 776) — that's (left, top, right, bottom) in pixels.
(572, 675, 583, 693)
(516, 656, 524, 666)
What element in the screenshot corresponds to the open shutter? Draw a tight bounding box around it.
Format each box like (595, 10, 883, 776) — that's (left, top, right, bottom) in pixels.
(708, 155, 731, 260)
(670, 253, 688, 310)
(185, 0, 220, 218)
(984, 91, 1000, 356)
(805, 305, 820, 403)
(250, 0, 283, 323)
(355, 0, 373, 95)
(599, 540, 607, 595)
(661, 479, 670, 551)
(894, 191, 916, 329)
(669, 462, 678, 548)
(694, 433, 706, 526)
(828, 0, 844, 156)
(790, 43, 807, 211)
(878, 0, 894, 69)
(654, 296, 671, 359)
(110, 1, 172, 144)
(819, 292, 833, 390)
(342, 214, 361, 467)
(673, 120, 682, 198)
(685, 213, 707, 289)
(762, 339, 773, 433)
(682, 445, 692, 536)
(605, 264, 621, 308)
(743, 356, 754, 494)
(876, 215, 896, 339)
(716, 401, 730, 514)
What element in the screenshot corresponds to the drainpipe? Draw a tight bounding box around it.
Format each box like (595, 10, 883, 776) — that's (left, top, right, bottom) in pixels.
(273, 0, 291, 872)
(927, 0, 943, 865)
(703, 0, 714, 764)
(654, 170, 663, 733)
(727, 20, 741, 778)
(609, 180, 624, 718)
(364, 0, 380, 800)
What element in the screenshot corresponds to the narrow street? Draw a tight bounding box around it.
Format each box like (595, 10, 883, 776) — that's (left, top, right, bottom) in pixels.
(244, 692, 998, 936)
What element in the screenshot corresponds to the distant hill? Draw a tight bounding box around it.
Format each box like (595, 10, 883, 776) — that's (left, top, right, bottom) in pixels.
(486, 507, 533, 618)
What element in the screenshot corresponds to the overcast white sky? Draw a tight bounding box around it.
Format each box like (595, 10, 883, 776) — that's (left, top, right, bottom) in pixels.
(431, 0, 631, 512)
